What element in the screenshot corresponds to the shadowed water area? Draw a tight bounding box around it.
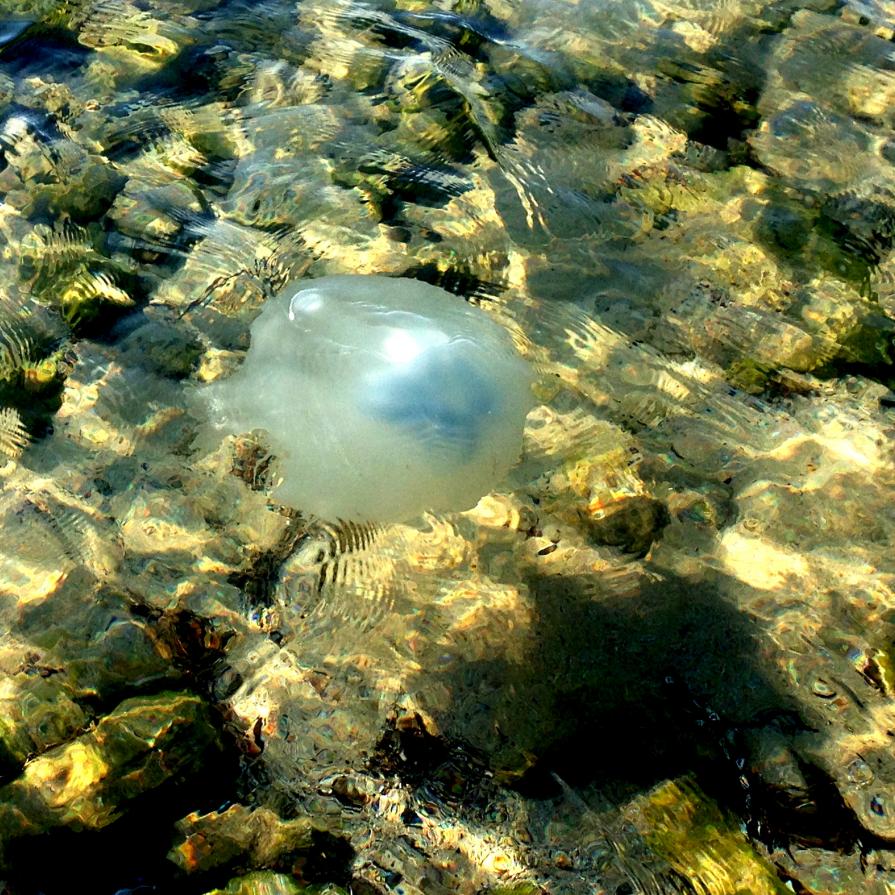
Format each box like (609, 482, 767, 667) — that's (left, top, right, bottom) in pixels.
(0, 0, 894, 893)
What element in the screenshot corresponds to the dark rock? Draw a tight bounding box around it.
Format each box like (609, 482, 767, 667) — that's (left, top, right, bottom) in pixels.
(583, 495, 670, 555)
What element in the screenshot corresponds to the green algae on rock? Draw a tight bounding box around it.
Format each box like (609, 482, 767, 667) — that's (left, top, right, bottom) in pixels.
(169, 804, 317, 875)
(0, 691, 220, 858)
(625, 776, 790, 895)
(202, 872, 348, 895)
(0, 676, 87, 772)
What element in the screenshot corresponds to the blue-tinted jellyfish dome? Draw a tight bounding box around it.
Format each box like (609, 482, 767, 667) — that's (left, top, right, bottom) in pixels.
(203, 275, 535, 522)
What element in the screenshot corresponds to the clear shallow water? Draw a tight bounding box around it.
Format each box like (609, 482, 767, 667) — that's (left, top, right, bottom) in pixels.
(0, 0, 894, 893)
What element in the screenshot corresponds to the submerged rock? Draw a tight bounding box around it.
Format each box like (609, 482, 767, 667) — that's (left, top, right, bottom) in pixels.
(169, 804, 317, 875)
(583, 495, 670, 556)
(0, 676, 87, 773)
(771, 843, 893, 894)
(0, 691, 220, 858)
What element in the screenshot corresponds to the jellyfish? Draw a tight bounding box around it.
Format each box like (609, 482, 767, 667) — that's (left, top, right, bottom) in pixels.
(202, 275, 534, 522)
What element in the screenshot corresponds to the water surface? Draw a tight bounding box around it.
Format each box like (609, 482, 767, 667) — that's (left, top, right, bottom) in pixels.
(0, 0, 894, 892)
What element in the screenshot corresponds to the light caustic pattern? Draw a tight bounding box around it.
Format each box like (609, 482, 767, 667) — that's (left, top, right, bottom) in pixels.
(1, 0, 895, 892)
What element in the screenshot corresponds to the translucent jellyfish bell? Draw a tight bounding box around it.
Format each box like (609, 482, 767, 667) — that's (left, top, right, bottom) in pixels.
(203, 275, 535, 522)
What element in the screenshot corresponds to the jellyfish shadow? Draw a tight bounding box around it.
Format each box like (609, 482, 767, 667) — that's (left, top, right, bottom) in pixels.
(399, 557, 869, 854)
